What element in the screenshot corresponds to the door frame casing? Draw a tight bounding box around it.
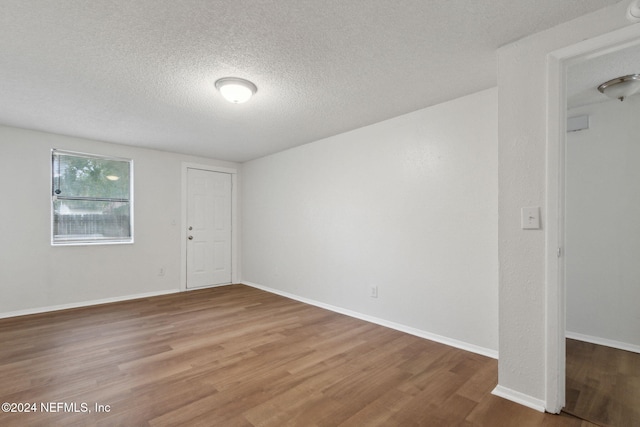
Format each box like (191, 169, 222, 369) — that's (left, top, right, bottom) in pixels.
(181, 162, 238, 291)
(544, 24, 640, 412)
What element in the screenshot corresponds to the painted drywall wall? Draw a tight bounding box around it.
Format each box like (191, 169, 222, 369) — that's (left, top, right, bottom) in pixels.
(0, 125, 238, 316)
(242, 88, 498, 354)
(566, 98, 640, 350)
(497, 2, 630, 408)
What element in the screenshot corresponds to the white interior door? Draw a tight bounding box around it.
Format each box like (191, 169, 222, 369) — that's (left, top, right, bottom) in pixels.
(186, 168, 232, 288)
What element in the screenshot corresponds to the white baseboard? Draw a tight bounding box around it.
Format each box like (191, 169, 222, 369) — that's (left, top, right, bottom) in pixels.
(491, 385, 546, 413)
(566, 331, 640, 354)
(0, 289, 180, 320)
(242, 281, 498, 359)
(184, 282, 233, 291)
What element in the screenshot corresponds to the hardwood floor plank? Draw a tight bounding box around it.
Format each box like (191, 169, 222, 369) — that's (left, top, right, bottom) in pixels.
(564, 338, 640, 426)
(0, 284, 601, 426)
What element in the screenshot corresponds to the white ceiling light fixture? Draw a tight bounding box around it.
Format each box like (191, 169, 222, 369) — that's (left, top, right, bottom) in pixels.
(215, 77, 257, 104)
(597, 74, 640, 102)
(627, 0, 640, 22)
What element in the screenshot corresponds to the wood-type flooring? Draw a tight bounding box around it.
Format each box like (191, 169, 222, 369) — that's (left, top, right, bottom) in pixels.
(0, 284, 597, 426)
(564, 338, 640, 427)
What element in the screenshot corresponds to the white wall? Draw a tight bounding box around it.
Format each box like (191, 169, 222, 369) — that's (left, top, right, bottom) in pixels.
(0, 125, 238, 316)
(242, 88, 498, 354)
(566, 98, 640, 350)
(497, 1, 630, 409)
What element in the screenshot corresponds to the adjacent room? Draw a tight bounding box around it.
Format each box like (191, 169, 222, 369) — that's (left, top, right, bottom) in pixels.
(563, 44, 640, 425)
(0, 1, 637, 425)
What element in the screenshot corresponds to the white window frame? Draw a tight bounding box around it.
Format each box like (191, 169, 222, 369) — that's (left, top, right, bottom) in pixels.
(51, 149, 134, 246)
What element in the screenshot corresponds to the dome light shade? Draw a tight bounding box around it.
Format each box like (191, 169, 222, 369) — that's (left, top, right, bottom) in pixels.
(597, 74, 640, 102)
(215, 77, 257, 104)
(628, 0, 640, 22)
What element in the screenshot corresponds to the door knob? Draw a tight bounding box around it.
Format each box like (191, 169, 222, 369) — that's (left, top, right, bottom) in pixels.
(188, 235, 193, 240)
(188, 226, 193, 230)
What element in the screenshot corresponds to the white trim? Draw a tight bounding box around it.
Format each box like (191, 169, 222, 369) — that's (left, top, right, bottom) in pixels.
(242, 281, 498, 359)
(0, 289, 179, 320)
(566, 331, 640, 354)
(182, 282, 232, 291)
(544, 50, 567, 415)
(492, 385, 546, 413)
(545, 24, 640, 413)
(181, 162, 239, 291)
(182, 163, 237, 175)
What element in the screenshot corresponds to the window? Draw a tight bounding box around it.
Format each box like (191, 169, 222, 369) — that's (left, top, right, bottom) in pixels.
(51, 149, 133, 245)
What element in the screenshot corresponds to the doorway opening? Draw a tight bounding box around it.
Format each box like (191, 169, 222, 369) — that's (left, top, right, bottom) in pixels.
(562, 40, 640, 426)
(545, 25, 640, 414)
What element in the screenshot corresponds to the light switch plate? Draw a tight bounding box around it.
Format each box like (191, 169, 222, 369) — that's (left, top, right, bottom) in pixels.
(521, 207, 541, 230)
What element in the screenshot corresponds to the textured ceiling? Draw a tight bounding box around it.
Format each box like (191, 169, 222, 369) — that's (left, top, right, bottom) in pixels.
(568, 41, 640, 109)
(0, 0, 622, 162)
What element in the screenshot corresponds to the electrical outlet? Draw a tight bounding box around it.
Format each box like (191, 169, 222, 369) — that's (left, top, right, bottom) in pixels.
(158, 267, 165, 277)
(369, 285, 378, 298)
